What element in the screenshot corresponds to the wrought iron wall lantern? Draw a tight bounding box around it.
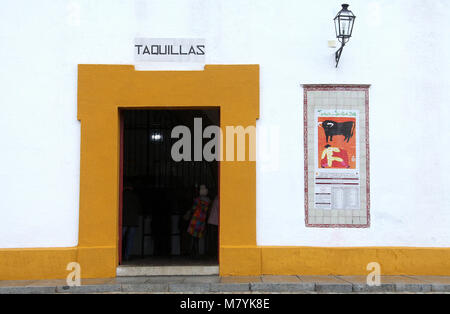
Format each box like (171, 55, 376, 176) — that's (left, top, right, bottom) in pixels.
(334, 4, 356, 67)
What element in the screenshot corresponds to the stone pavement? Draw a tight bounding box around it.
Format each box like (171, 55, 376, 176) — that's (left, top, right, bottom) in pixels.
(1, 275, 450, 294)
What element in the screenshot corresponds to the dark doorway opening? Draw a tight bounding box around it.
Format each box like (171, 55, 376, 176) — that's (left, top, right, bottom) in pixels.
(119, 109, 220, 267)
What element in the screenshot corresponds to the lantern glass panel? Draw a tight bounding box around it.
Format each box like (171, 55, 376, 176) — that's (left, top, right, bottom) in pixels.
(340, 17, 353, 37)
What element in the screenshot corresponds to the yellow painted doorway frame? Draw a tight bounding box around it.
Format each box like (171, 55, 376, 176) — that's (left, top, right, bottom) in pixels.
(76, 65, 260, 278)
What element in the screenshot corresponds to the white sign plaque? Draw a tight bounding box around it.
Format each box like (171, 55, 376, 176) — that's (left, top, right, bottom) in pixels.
(134, 38, 206, 63)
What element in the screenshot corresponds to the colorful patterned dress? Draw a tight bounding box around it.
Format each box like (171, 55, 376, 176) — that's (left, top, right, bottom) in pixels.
(187, 197, 210, 238)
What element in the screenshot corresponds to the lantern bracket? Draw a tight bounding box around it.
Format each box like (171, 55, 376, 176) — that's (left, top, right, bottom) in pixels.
(335, 42, 345, 68)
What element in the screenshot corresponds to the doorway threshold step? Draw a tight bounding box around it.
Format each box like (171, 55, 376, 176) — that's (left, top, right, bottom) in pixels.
(116, 265, 219, 277)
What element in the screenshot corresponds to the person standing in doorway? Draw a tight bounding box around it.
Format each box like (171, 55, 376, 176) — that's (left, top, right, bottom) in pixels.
(187, 184, 210, 257)
(122, 180, 142, 261)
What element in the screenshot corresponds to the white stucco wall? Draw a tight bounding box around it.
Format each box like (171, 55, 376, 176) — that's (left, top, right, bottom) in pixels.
(0, 0, 449, 248)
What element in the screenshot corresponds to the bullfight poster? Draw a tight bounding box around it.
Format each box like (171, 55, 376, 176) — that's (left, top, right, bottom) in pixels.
(314, 109, 360, 212)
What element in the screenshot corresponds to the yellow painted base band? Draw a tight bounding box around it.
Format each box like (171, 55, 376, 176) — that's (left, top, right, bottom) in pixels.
(76, 247, 117, 278)
(0, 247, 116, 280)
(221, 246, 450, 277)
(2, 246, 450, 280)
(220, 246, 262, 276)
(0, 248, 77, 280)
